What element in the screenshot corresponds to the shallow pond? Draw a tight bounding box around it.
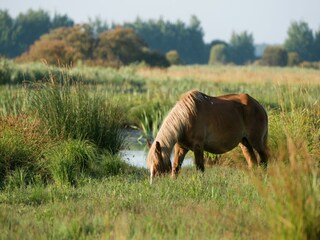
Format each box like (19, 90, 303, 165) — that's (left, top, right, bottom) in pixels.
(120, 149, 193, 168)
(120, 128, 193, 168)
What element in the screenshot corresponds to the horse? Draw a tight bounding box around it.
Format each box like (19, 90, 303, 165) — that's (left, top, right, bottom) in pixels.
(147, 90, 269, 183)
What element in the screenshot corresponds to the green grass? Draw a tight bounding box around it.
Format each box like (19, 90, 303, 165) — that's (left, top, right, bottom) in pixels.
(0, 62, 319, 239)
(0, 158, 318, 239)
(27, 78, 125, 151)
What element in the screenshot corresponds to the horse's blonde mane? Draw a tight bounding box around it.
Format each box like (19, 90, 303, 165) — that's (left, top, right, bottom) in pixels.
(154, 90, 204, 161)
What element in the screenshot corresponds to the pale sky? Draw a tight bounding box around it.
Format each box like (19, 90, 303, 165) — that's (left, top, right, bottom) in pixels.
(1, 0, 319, 44)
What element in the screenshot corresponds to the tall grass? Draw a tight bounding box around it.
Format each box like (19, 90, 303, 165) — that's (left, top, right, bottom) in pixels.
(44, 139, 98, 186)
(27, 77, 124, 152)
(256, 143, 320, 239)
(0, 115, 48, 188)
(0, 87, 27, 116)
(0, 67, 131, 188)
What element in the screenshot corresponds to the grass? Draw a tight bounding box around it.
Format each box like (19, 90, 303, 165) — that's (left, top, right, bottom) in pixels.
(27, 77, 125, 151)
(0, 62, 319, 239)
(0, 158, 317, 239)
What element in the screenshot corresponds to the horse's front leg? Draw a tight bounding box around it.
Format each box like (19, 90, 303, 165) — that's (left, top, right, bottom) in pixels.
(194, 144, 205, 172)
(172, 144, 188, 178)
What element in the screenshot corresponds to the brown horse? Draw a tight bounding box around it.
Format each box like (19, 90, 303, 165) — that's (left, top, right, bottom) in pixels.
(147, 90, 269, 182)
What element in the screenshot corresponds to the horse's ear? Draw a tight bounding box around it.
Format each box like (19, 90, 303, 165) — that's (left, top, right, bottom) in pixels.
(147, 139, 152, 149)
(155, 141, 161, 153)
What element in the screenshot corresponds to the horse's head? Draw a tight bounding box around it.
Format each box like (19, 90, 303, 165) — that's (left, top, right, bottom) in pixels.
(147, 140, 172, 183)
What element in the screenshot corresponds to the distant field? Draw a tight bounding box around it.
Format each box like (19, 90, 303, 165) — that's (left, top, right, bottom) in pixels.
(0, 62, 319, 239)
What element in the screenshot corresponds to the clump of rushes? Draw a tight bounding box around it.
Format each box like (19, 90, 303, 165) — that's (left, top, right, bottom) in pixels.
(27, 75, 125, 153)
(254, 138, 320, 240)
(0, 115, 49, 188)
(44, 139, 97, 186)
(139, 106, 168, 142)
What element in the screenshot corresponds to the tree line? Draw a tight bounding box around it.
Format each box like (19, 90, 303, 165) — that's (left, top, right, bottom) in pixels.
(0, 9, 319, 67)
(0, 9, 73, 58)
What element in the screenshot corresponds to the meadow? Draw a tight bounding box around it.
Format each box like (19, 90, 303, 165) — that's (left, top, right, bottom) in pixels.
(0, 60, 319, 239)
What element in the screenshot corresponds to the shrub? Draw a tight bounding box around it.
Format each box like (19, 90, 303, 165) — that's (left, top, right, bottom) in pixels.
(141, 48, 170, 67)
(17, 39, 78, 66)
(94, 27, 169, 67)
(262, 46, 288, 66)
(16, 25, 94, 66)
(287, 52, 300, 66)
(208, 44, 229, 65)
(166, 50, 181, 65)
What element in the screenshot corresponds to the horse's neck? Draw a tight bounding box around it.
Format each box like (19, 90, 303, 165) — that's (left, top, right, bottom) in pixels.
(155, 100, 193, 161)
(155, 126, 178, 162)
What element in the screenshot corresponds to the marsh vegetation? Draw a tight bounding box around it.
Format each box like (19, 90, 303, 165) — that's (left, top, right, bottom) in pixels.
(0, 61, 319, 239)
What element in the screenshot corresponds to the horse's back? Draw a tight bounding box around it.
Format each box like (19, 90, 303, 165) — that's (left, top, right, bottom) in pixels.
(200, 92, 268, 147)
(218, 93, 268, 148)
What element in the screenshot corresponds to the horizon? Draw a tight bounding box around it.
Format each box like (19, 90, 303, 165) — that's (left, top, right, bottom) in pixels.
(1, 0, 320, 44)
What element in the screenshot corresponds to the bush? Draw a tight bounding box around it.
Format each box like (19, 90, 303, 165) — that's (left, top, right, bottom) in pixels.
(166, 50, 181, 65)
(16, 25, 94, 66)
(94, 27, 169, 67)
(262, 46, 288, 66)
(141, 48, 170, 67)
(287, 52, 300, 66)
(208, 44, 229, 65)
(17, 39, 78, 66)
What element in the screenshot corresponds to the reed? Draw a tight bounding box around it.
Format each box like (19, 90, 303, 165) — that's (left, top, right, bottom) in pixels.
(27, 76, 125, 152)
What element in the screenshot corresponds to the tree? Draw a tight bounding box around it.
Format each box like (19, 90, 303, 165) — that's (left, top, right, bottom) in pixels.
(124, 16, 207, 64)
(94, 27, 169, 67)
(208, 44, 230, 65)
(262, 46, 288, 66)
(229, 31, 255, 65)
(0, 10, 14, 57)
(51, 13, 74, 29)
(88, 17, 109, 37)
(0, 9, 74, 58)
(12, 9, 52, 56)
(314, 28, 320, 61)
(94, 27, 147, 64)
(43, 25, 95, 60)
(284, 21, 314, 61)
(17, 25, 94, 65)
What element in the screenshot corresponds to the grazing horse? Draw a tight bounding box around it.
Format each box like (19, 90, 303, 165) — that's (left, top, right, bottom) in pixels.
(147, 90, 269, 182)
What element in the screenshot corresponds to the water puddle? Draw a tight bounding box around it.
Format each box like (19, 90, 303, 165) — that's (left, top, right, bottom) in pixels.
(120, 128, 194, 168)
(120, 149, 193, 168)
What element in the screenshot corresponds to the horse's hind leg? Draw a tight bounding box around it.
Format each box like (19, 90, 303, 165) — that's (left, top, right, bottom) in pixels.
(257, 149, 268, 166)
(194, 144, 205, 172)
(240, 138, 257, 169)
(251, 132, 269, 166)
(172, 144, 188, 178)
